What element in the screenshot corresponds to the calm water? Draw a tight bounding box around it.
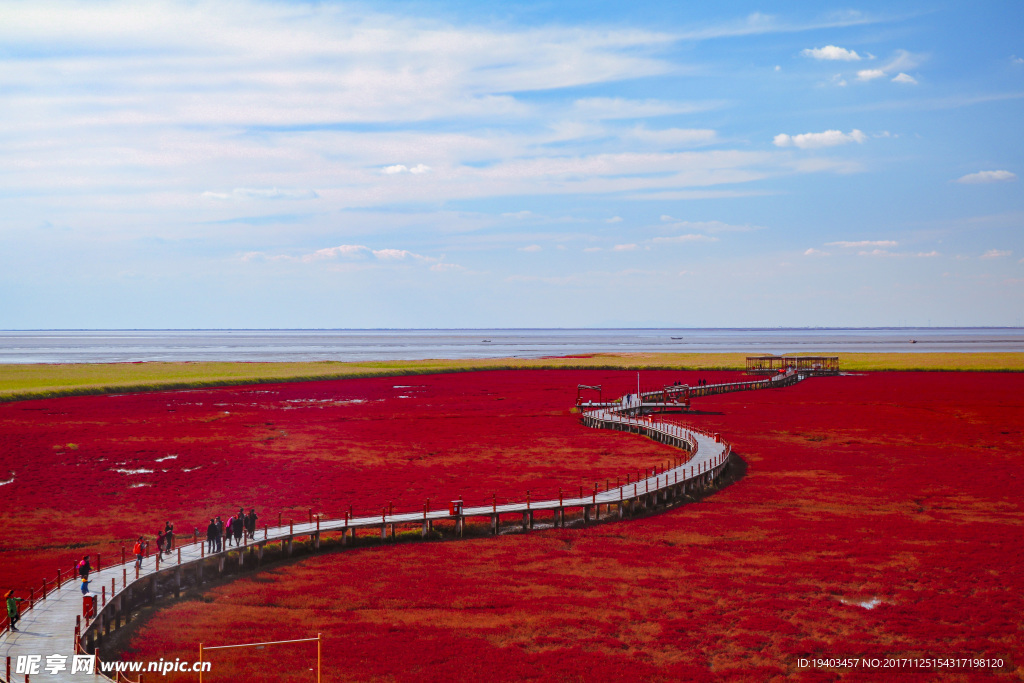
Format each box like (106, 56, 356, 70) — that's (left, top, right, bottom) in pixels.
(0, 329, 1021, 364)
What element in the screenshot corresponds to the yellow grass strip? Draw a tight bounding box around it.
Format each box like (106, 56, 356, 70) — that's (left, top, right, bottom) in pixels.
(0, 352, 1020, 402)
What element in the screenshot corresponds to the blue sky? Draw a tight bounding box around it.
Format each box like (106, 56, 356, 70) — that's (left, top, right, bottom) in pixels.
(1, 0, 1021, 328)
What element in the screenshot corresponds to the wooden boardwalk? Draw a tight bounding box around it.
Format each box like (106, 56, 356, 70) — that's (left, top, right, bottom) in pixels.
(1, 372, 807, 682)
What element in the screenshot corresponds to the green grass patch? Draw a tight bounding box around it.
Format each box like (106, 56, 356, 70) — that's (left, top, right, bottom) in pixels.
(1, 352, 1020, 402)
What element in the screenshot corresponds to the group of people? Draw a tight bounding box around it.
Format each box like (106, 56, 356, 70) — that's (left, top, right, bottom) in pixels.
(156, 521, 176, 556)
(123, 508, 260, 569)
(4, 508, 263, 626)
(206, 508, 259, 553)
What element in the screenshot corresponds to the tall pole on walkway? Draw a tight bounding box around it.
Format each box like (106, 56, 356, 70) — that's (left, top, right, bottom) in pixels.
(199, 643, 204, 683)
(317, 633, 322, 683)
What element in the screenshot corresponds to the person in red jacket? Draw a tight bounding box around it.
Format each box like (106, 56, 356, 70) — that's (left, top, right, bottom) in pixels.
(77, 555, 91, 580)
(133, 537, 145, 568)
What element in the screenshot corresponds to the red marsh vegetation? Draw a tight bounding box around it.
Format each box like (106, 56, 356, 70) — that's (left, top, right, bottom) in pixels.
(3, 370, 1022, 679)
(121, 370, 1024, 681)
(0, 369, 701, 593)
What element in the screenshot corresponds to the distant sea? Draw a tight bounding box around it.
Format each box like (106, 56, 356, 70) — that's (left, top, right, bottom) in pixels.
(0, 329, 1021, 364)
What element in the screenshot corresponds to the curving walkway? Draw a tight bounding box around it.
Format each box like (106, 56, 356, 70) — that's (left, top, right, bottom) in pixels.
(1, 371, 808, 682)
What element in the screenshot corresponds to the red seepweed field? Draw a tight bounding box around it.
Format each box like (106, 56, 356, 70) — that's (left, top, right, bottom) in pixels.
(2, 368, 1023, 680)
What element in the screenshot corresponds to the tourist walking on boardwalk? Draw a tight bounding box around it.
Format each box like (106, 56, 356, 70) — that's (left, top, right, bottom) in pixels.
(6, 590, 25, 632)
(77, 555, 91, 581)
(206, 518, 218, 553)
(133, 537, 145, 569)
(215, 516, 224, 552)
(156, 528, 166, 555)
(164, 521, 174, 553)
(246, 508, 258, 540)
(232, 513, 243, 545)
(80, 575, 91, 595)
(224, 515, 235, 547)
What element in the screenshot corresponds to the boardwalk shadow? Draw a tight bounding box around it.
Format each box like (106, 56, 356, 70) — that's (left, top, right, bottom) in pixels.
(634, 451, 748, 513)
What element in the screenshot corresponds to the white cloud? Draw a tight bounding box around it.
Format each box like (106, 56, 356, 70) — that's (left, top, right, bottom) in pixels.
(855, 50, 925, 83)
(519, 244, 542, 252)
(803, 248, 830, 256)
(502, 211, 534, 219)
(774, 65, 781, 72)
(826, 240, 898, 248)
(856, 69, 886, 81)
(430, 262, 465, 272)
(1013, 56, 1024, 65)
(583, 247, 603, 252)
(774, 129, 867, 149)
(613, 243, 637, 251)
(605, 216, 623, 224)
(382, 164, 431, 175)
(284, 244, 437, 264)
(829, 73, 848, 87)
(955, 170, 1017, 184)
(650, 234, 718, 244)
(306, 245, 372, 261)
(202, 187, 318, 200)
(372, 248, 419, 260)
(980, 249, 1011, 259)
(802, 45, 862, 61)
